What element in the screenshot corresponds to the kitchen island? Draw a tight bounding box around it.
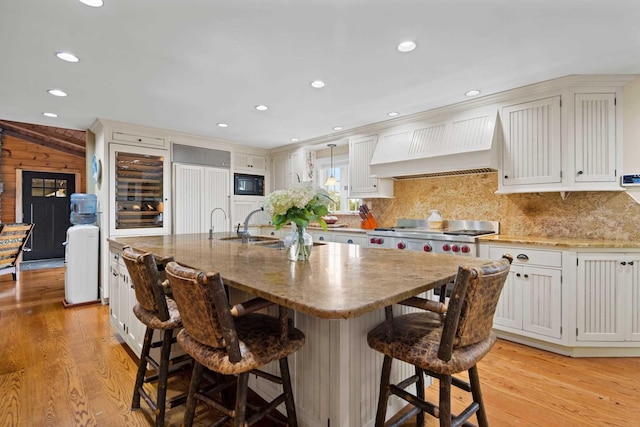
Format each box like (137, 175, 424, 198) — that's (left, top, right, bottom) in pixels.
(109, 233, 494, 427)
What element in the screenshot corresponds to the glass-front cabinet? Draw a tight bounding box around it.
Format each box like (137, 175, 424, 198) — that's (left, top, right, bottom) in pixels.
(109, 144, 170, 236)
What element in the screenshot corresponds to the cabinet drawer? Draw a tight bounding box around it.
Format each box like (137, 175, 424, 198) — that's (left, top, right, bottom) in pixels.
(488, 246, 561, 268)
(112, 131, 165, 148)
(333, 234, 367, 245)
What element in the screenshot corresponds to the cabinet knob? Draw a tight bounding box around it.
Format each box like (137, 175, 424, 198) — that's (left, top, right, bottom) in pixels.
(347, 239, 353, 244)
(319, 236, 325, 241)
(504, 175, 509, 179)
(621, 261, 627, 265)
(524, 274, 529, 279)
(577, 170, 584, 175)
(629, 261, 635, 266)
(516, 273, 521, 277)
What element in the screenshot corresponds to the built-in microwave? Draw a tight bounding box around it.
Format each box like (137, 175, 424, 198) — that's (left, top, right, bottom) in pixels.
(234, 173, 265, 196)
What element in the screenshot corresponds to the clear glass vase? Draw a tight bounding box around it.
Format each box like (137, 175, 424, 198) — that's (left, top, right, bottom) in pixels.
(284, 225, 313, 261)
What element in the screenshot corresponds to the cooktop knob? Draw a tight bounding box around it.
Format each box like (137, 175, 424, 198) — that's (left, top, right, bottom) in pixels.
(397, 242, 406, 250)
(377, 238, 384, 244)
(442, 244, 451, 251)
(423, 244, 432, 252)
(452, 245, 460, 252)
(370, 237, 376, 244)
(461, 245, 470, 253)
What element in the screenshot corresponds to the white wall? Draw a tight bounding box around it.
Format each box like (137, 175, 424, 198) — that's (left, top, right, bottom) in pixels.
(623, 76, 640, 203)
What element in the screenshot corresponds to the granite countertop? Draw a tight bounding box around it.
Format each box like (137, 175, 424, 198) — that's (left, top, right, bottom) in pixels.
(110, 232, 492, 320)
(479, 234, 640, 249)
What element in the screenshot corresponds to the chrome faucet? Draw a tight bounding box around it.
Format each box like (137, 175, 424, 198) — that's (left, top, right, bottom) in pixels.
(208, 207, 228, 240)
(237, 207, 264, 241)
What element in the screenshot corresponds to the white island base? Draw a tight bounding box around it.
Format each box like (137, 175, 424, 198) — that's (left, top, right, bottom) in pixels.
(231, 289, 423, 427)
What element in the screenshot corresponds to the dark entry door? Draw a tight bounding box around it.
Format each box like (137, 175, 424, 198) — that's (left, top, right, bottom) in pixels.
(22, 171, 76, 260)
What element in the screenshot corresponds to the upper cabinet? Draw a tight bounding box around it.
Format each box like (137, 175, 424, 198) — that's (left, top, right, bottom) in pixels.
(269, 147, 314, 191)
(571, 92, 618, 185)
(497, 79, 628, 195)
(349, 134, 393, 198)
(234, 152, 266, 172)
(500, 96, 562, 189)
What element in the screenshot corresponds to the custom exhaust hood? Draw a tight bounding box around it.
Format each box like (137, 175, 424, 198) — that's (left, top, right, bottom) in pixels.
(369, 109, 501, 179)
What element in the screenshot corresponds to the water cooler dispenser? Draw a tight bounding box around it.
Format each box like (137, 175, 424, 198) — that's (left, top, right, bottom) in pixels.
(64, 193, 99, 306)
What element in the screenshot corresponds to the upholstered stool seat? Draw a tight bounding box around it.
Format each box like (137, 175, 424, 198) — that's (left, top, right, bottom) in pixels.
(367, 255, 512, 427)
(122, 246, 190, 427)
(165, 261, 305, 427)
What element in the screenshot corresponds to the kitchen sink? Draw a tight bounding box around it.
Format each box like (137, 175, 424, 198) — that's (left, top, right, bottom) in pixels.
(253, 240, 327, 249)
(218, 235, 280, 243)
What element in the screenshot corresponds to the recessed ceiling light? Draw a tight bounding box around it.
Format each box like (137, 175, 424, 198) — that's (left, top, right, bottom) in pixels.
(47, 89, 67, 97)
(217, 123, 228, 128)
(387, 111, 399, 117)
(310, 80, 325, 89)
(333, 126, 343, 131)
(290, 138, 299, 142)
(78, 0, 104, 7)
(465, 90, 481, 97)
(255, 105, 268, 111)
(43, 112, 58, 118)
(397, 41, 417, 53)
(56, 52, 79, 63)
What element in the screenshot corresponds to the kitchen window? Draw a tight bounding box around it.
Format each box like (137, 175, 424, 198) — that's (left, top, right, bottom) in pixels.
(317, 158, 360, 213)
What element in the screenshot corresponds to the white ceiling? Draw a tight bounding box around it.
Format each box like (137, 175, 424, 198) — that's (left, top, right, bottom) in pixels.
(1, 0, 639, 150)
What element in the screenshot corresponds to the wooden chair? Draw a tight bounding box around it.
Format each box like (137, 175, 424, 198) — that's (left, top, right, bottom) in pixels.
(367, 255, 513, 427)
(164, 261, 305, 427)
(121, 246, 191, 427)
(0, 223, 35, 280)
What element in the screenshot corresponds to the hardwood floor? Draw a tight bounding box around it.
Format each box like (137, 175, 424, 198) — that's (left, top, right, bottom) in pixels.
(1, 267, 639, 426)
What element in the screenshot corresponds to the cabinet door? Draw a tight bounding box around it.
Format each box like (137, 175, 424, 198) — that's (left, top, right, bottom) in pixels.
(576, 254, 626, 341)
(204, 168, 230, 232)
(271, 153, 289, 191)
(501, 96, 561, 186)
(235, 152, 266, 172)
(494, 268, 522, 329)
(127, 280, 146, 357)
(574, 93, 617, 183)
(333, 233, 367, 246)
(109, 260, 122, 333)
(349, 135, 378, 195)
(174, 164, 204, 234)
(521, 266, 562, 339)
(628, 256, 640, 341)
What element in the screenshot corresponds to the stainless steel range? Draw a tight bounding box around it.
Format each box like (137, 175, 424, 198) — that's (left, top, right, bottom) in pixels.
(366, 219, 499, 257)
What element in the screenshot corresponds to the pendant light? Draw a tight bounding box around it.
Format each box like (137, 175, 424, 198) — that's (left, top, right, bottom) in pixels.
(325, 144, 338, 186)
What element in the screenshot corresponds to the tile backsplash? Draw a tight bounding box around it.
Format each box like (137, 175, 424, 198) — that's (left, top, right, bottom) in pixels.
(365, 172, 640, 241)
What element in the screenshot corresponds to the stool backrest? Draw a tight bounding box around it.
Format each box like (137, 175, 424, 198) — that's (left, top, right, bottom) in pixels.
(164, 262, 242, 363)
(121, 246, 170, 321)
(438, 255, 513, 361)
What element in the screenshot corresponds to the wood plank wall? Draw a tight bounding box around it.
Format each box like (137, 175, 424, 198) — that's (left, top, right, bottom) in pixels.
(0, 134, 86, 223)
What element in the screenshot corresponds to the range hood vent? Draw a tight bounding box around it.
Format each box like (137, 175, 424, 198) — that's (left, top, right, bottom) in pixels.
(393, 168, 497, 180)
(370, 110, 501, 179)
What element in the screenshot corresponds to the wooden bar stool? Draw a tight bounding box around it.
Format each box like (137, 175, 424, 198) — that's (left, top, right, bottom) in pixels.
(164, 261, 305, 427)
(367, 255, 513, 427)
(121, 246, 191, 427)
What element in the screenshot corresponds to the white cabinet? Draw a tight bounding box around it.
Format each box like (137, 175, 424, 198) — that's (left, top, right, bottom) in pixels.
(235, 152, 266, 172)
(308, 230, 367, 246)
(571, 92, 619, 186)
(500, 96, 562, 189)
(112, 130, 167, 149)
(576, 253, 640, 342)
(174, 163, 230, 234)
(270, 148, 314, 191)
(487, 246, 563, 341)
(232, 198, 267, 231)
(108, 248, 146, 357)
(349, 134, 394, 198)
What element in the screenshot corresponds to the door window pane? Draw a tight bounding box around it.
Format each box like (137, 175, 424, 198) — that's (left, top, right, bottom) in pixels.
(31, 178, 44, 197)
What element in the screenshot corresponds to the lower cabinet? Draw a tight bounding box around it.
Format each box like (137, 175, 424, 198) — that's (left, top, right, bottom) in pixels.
(309, 230, 367, 246)
(109, 244, 183, 359)
(486, 245, 563, 342)
(576, 252, 640, 343)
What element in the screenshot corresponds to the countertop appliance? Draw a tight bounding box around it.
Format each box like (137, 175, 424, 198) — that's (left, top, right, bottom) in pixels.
(366, 219, 499, 257)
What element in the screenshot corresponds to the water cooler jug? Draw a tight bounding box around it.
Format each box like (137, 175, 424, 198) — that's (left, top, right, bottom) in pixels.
(64, 194, 99, 305)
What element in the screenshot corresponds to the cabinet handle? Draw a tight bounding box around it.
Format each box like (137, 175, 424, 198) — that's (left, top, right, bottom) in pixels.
(577, 170, 583, 175)
(516, 254, 529, 261)
(347, 239, 354, 244)
(270, 231, 275, 236)
(621, 261, 627, 265)
(319, 236, 325, 241)
(629, 261, 635, 266)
